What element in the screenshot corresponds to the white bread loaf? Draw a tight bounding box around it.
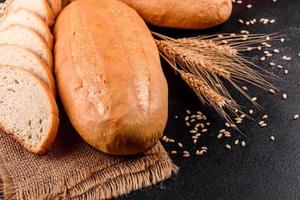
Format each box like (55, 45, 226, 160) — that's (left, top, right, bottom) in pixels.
(0, 44, 55, 93)
(0, 66, 59, 154)
(0, 24, 53, 70)
(7, 0, 54, 26)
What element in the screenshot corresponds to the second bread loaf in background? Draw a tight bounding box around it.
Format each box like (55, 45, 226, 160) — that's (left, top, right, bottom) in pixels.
(119, 0, 232, 29)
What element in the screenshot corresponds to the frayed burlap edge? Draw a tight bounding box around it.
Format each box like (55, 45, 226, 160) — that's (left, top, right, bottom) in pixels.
(0, 145, 178, 200)
(0, 156, 17, 200)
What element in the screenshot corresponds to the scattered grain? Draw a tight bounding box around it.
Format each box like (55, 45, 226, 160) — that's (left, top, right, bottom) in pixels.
(171, 151, 177, 155)
(201, 129, 208, 133)
(270, 136, 275, 141)
(225, 144, 232, 150)
(234, 140, 239, 145)
(282, 93, 288, 100)
(259, 56, 266, 61)
(217, 133, 223, 139)
(183, 154, 190, 158)
(241, 141, 246, 147)
(293, 114, 299, 120)
(277, 65, 283, 69)
(169, 139, 175, 143)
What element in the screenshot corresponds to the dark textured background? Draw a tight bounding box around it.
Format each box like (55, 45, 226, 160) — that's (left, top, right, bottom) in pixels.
(119, 0, 300, 200)
(1, 0, 299, 200)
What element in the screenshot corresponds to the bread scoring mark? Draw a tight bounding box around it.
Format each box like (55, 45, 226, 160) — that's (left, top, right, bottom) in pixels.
(70, 4, 110, 117)
(110, 5, 150, 112)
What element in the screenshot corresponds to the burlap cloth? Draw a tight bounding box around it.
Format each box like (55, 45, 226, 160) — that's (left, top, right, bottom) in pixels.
(0, 111, 176, 200)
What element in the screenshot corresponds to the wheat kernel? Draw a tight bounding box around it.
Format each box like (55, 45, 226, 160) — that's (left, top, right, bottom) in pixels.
(171, 151, 177, 155)
(282, 93, 288, 100)
(270, 136, 275, 141)
(262, 115, 268, 119)
(241, 141, 246, 147)
(293, 114, 299, 120)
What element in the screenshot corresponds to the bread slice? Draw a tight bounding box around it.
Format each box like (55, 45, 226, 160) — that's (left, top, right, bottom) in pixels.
(7, 0, 54, 26)
(0, 66, 59, 154)
(48, 0, 61, 18)
(0, 25, 53, 70)
(0, 8, 54, 49)
(0, 44, 55, 94)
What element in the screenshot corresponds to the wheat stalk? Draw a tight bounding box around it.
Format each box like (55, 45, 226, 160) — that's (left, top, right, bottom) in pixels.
(153, 32, 278, 121)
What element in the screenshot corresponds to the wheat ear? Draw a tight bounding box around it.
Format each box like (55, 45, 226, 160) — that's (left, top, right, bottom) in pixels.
(153, 32, 278, 120)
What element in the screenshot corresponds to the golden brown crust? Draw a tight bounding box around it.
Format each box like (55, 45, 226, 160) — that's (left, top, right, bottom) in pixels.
(48, 0, 62, 18)
(119, 0, 232, 29)
(55, 0, 168, 155)
(0, 66, 59, 154)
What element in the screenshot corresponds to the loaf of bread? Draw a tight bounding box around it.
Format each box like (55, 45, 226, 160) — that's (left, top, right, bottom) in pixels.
(54, 0, 168, 155)
(0, 66, 59, 154)
(119, 0, 232, 29)
(0, 8, 54, 49)
(0, 25, 53, 70)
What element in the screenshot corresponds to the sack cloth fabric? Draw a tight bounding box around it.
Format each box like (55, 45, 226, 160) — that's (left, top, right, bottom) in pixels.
(0, 113, 176, 200)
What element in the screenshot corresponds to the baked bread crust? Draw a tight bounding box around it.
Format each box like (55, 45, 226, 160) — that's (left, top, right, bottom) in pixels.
(55, 0, 168, 155)
(120, 0, 233, 29)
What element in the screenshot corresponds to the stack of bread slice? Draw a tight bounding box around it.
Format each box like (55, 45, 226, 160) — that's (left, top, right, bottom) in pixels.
(0, 0, 61, 154)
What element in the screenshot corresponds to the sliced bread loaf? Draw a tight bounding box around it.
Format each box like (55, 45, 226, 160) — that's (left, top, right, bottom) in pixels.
(0, 8, 54, 49)
(48, 0, 62, 18)
(0, 25, 53, 70)
(0, 44, 55, 93)
(0, 66, 59, 154)
(7, 0, 54, 26)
